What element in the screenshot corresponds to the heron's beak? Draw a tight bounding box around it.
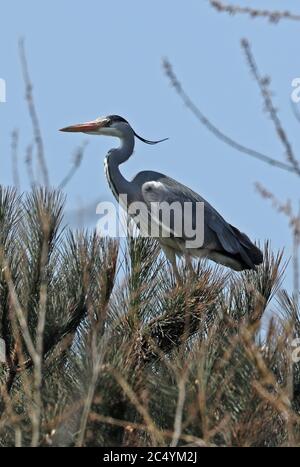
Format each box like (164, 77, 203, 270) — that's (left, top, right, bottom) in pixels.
(59, 119, 107, 133)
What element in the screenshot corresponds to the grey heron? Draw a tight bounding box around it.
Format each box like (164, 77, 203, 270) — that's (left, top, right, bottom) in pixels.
(60, 115, 263, 280)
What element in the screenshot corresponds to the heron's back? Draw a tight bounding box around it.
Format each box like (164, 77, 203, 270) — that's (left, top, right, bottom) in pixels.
(130, 171, 263, 271)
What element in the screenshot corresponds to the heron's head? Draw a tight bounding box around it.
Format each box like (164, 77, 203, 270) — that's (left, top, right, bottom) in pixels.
(60, 115, 168, 145)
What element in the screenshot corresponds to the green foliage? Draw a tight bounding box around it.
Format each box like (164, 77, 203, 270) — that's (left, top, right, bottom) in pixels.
(0, 187, 299, 447)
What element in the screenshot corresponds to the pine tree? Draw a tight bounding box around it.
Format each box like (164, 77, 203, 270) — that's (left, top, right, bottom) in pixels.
(0, 187, 299, 447)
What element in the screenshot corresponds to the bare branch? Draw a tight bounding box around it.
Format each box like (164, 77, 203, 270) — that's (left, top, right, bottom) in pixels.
(241, 39, 300, 175)
(292, 205, 300, 308)
(31, 212, 51, 447)
(89, 412, 211, 445)
(25, 143, 35, 187)
(11, 129, 20, 191)
(291, 101, 300, 124)
(209, 1, 300, 23)
(170, 366, 188, 447)
(75, 346, 105, 447)
(58, 142, 87, 190)
(108, 366, 165, 446)
(19, 39, 50, 187)
(255, 182, 300, 306)
(255, 183, 293, 219)
(162, 59, 299, 176)
(0, 251, 37, 364)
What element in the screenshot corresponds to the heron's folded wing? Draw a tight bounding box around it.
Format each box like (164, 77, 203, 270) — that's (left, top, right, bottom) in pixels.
(141, 176, 256, 261)
(141, 177, 215, 243)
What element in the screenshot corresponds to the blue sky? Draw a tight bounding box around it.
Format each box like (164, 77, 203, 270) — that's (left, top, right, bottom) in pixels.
(1, 0, 299, 291)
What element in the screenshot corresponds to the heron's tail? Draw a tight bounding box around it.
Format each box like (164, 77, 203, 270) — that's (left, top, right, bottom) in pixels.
(229, 224, 263, 269)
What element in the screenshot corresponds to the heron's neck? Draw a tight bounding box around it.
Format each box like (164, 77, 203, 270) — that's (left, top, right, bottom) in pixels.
(104, 131, 135, 202)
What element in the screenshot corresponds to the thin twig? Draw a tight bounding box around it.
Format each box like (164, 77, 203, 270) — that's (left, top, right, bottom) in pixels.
(162, 59, 299, 176)
(291, 101, 300, 124)
(25, 143, 35, 187)
(19, 39, 49, 187)
(31, 214, 51, 447)
(241, 39, 300, 175)
(89, 412, 212, 446)
(209, 1, 300, 23)
(75, 346, 105, 447)
(11, 129, 20, 191)
(170, 367, 188, 447)
(109, 367, 165, 446)
(292, 204, 300, 307)
(0, 251, 37, 362)
(58, 142, 88, 190)
(255, 184, 300, 306)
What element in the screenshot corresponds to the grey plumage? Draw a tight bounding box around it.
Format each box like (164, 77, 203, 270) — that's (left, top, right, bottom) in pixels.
(132, 170, 262, 271)
(60, 115, 263, 276)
